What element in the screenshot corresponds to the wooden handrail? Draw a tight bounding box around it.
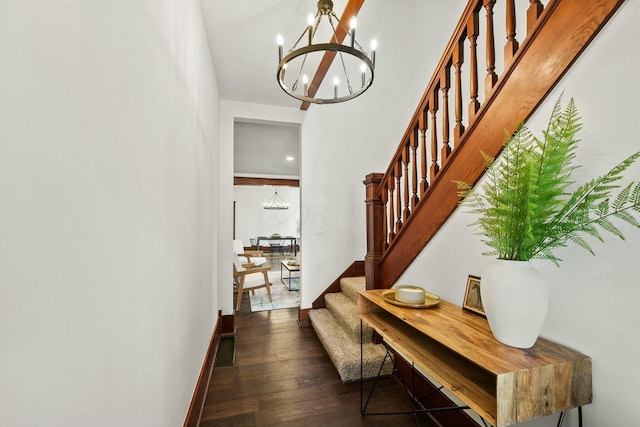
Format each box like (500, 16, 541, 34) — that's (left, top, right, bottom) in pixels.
(365, 0, 625, 289)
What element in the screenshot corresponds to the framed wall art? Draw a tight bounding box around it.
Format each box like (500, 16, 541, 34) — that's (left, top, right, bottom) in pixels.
(462, 275, 485, 317)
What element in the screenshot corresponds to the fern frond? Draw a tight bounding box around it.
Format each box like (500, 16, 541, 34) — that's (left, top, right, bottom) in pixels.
(632, 182, 640, 205)
(454, 94, 640, 265)
(565, 233, 595, 255)
(595, 200, 609, 217)
(612, 182, 633, 210)
(532, 246, 563, 266)
(612, 210, 640, 228)
(594, 217, 624, 240)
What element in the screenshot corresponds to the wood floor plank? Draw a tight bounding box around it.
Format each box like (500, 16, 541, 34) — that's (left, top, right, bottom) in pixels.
(201, 302, 441, 427)
(200, 396, 259, 420)
(202, 257, 440, 426)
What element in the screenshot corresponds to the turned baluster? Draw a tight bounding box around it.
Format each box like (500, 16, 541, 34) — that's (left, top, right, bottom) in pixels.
(429, 91, 440, 182)
(504, 0, 519, 63)
(527, 0, 544, 36)
(484, 0, 498, 94)
(387, 175, 396, 243)
(419, 109, 429, 196)
(402, 144, 411, 221)
(395, 161, 403, 233)
(468, 11, 480, 120)
(440, 66, 452, 162)
(410, 126, 420, 209)
(380, 185, 389, 251)
(453, 39, 465, 145)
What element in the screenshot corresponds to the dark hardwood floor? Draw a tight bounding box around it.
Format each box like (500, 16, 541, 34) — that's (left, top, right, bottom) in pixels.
(201, 262, 440, 427)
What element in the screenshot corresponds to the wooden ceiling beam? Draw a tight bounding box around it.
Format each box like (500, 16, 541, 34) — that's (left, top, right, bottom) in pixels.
(300, 0, 366, 110)
(234, 177, 299, 187)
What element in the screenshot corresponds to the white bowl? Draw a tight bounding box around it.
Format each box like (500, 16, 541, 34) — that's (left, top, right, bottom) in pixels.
(394, 285, 426, 305)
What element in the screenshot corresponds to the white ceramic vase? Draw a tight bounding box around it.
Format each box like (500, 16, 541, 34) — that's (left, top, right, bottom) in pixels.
(480, 260, 549, 348)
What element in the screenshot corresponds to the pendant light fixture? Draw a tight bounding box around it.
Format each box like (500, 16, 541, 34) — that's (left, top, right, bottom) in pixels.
(276, 0, 377, 104)
(263, 187, 289, 210)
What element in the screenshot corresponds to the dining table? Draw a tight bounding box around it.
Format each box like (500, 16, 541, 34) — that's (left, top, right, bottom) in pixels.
(256, 236, 299, 255)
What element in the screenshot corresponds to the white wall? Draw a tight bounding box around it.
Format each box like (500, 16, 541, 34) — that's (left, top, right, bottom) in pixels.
(0, 1, 219, 426)
(398, 2, 640, 426)
(234, 185, 300, 246)
(298, 0, 467, 308)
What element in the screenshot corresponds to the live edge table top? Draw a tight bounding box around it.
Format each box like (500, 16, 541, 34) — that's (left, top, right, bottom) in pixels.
(357, 289, 592, 426)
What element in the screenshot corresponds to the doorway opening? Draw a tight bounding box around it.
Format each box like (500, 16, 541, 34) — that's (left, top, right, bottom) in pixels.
(233, 120, 302, 312)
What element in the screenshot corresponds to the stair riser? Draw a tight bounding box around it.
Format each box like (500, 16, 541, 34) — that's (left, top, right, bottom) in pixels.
(309, 308, 394, 382)
(339, 276, 366, 304)
(324, 293, 373, 343)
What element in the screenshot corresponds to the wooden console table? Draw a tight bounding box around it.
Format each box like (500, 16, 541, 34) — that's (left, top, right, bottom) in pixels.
(357, 290, 592, 427)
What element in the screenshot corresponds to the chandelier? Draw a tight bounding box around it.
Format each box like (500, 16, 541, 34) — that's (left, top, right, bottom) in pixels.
(263, 187, 289, 210)
(276, 0, 377, 104)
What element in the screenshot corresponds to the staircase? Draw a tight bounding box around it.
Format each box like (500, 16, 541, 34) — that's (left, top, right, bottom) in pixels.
(364, 0, 625, 290)
(308, 276, 393, 383)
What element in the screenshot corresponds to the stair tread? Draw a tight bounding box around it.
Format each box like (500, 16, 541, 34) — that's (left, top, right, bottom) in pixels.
(340, 276, 365, 304)
(324, 292, 372, 342)
(309, 308, 393, 382)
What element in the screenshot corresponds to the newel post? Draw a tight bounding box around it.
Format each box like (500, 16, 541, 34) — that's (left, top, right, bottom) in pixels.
(364, 173, 385, 290)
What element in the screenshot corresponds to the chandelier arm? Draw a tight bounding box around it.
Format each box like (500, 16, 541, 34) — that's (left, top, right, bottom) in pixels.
(329, 12, 349, 40)
(290, 12, 324, 92)
(329, 11, 363, 51)
(292, 53, 309, 92)
(327, 14, 354, 94)
(290, 26, 309, 52)
(338, 51, 353, 94)
(327, 13, 340, 42)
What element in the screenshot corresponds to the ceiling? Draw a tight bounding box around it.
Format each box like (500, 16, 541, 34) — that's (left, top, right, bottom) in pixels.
(200, 0, 354, 179)
(200, 1, 465, 179)
(233, 121, 300, 178)
(200, 0, 352, 109)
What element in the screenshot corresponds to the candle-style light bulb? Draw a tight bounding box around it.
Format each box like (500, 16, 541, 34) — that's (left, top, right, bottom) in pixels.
(277, 34, 284, 62)
(307, 14, 314, 45)
(333, 77, 339, 99)
(303, 75, 309, 97)
(360, 63, 367, 88)
(349, 17, 357, 48)
(370, 39, 377, 67)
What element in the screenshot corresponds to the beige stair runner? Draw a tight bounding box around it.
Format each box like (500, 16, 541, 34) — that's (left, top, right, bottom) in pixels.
(309, 276, 394, 382)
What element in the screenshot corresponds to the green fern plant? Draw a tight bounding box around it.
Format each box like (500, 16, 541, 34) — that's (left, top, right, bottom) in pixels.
(455, 96, 640, 266)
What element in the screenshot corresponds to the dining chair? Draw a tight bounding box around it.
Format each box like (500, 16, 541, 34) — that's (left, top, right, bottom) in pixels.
(269, 239, 285, 256)
(250, 238, 259, 250)
(233, 255, 272, 311)
(233, 239, 266, 266)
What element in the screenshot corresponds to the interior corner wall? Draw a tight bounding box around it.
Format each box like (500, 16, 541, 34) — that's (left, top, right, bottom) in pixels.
(218, 101, 305, 315)
(398, 2, 640, 426)
(298, 1, 466, 309)
(0, 1, 220, 426)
